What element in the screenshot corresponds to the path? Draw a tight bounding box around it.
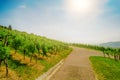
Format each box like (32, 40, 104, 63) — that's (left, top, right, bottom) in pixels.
(49, 47, 102, 80)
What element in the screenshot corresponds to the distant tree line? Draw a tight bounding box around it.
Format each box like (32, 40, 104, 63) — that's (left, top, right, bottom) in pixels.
(72, 43, 120, 61)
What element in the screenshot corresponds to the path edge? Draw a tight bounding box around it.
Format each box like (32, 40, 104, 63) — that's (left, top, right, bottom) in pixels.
(36, 59, 64, 80)
(89, 57, 98, 80)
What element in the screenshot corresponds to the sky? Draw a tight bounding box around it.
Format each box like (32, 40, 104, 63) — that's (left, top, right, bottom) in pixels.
(0, 0, 120, 44)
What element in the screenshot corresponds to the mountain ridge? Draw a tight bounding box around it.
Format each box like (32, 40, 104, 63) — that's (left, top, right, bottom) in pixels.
(99, 41, 120, 48)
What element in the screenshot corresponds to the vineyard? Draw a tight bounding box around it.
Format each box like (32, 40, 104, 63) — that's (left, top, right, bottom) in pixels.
(0, 25, 120, 80)
(72, 43, 120, 80)
(72, 43, 120, 61)
(0, 25, 71, 80)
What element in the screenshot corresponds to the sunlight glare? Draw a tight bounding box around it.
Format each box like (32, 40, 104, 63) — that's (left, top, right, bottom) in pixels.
(66, 0, 93, 14)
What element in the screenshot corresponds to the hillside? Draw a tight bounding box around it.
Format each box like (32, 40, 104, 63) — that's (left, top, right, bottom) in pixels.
(0, 25, 71, 80)
(99, 41, 120, 48)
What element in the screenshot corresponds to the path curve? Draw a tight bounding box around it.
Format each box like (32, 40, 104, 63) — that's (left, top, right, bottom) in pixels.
(49, 47, 102, 80)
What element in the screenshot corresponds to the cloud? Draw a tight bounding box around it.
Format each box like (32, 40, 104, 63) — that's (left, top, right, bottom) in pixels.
(1, 0, 120, 44)
(64, 0, 108, 17)
(19, 5, 26, 9)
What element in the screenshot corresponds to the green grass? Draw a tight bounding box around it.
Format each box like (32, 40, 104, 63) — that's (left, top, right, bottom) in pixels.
(40, 49, 72, 73)
(3, 49, 72, 80)
(8, 59, 41, 80)
(90, 56, 120, 80)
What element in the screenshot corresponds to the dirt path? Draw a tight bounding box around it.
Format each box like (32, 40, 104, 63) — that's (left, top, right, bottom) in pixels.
(49, 47, 102, 80)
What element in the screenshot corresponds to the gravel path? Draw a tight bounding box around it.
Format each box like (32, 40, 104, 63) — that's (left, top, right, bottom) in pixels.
(49, 47, 102, 80)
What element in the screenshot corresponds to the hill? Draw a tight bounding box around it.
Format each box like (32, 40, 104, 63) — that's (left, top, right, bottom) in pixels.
(0, 25, 71, 80)
(99, 41, 120, 48)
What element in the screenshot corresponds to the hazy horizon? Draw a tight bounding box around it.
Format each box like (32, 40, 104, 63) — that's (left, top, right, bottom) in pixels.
(0, 0, 120, 44)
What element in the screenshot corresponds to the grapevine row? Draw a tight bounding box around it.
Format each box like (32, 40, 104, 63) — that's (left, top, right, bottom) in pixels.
(0, 25, 69, 77)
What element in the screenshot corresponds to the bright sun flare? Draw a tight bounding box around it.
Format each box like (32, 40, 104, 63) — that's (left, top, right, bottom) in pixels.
(67, 0, 92, 13)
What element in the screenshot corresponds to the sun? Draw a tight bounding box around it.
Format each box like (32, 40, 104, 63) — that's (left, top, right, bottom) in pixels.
(66, 0, 92, 14)
(72, 0, 91, 10)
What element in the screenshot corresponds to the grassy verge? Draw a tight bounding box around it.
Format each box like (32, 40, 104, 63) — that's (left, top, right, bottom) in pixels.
(40, 49, 72, 73)
(90, 56, 120, 80)
(0, 48, 72, 80)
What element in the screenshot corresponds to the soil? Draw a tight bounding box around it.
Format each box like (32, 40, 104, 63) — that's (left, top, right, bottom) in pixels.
(49, 47, 102, 80)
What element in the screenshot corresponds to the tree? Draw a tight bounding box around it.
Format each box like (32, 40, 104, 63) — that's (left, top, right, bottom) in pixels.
(118, 49, 120, 60)
(36, 41, 41, 55)
(0, 46, 10, 77)
(21, 40, 29, 60)
(111, 48, 117, 60)
(11, 35, 23, 54)
(35, 41, 41, 63)
(8, 25, 12, 30)
(28, 41, 36, 62)
(100, 47, 106, 57)
(0, 33, 10, 77)
(42, 44, 48, 57)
